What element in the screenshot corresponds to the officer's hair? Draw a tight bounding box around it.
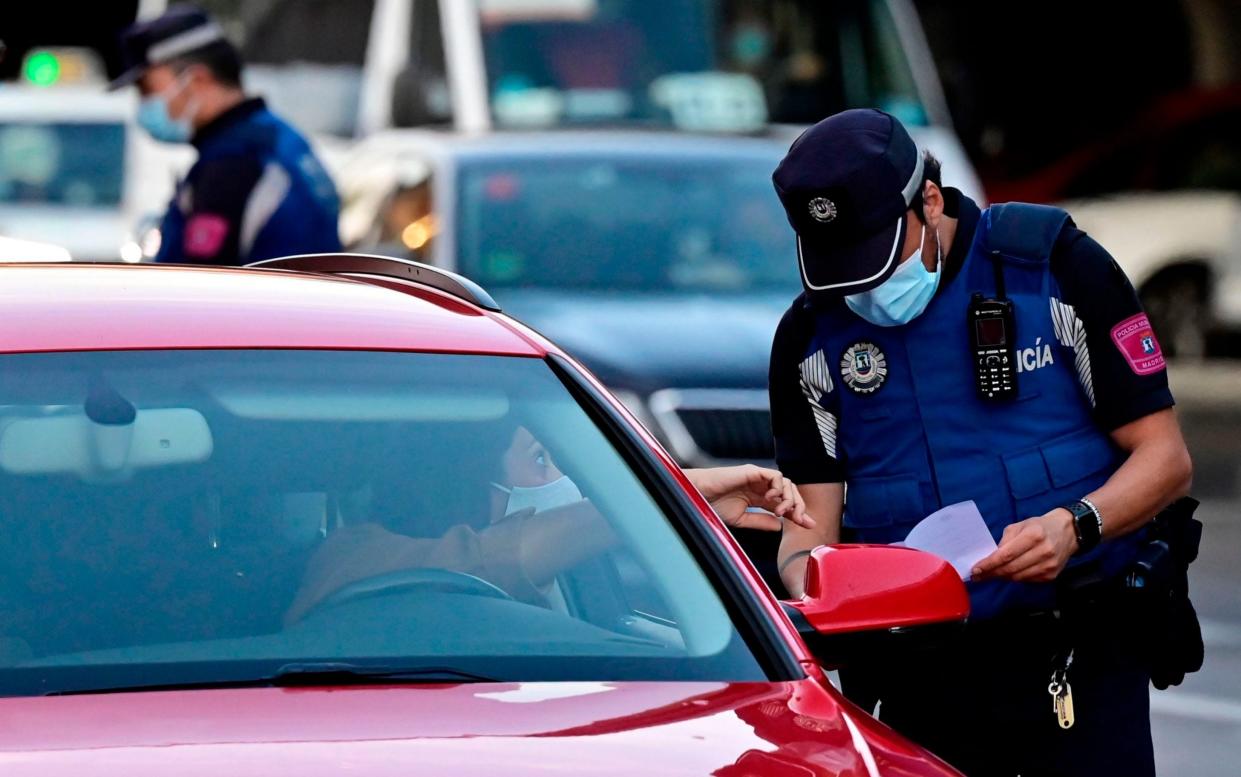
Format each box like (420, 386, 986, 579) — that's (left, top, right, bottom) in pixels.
(909, 151, 943, 224)
(169, 40, 244, 89)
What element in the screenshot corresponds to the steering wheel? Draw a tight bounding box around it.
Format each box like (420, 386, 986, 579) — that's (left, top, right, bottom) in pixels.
(305, 568, 514, 619)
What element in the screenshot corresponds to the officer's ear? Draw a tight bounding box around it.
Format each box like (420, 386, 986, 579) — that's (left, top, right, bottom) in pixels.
(174, 62, 212, 90)
(920, 180, 945, 229)
(193, 63, 215, 86)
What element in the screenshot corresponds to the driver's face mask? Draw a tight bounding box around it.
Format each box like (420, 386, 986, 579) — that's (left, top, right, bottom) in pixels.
(492, 476, 583, 519)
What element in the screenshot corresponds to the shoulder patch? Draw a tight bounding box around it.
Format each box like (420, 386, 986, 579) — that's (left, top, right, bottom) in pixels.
(183, 213, 230, 258)
(1110, 313, 1166, 375)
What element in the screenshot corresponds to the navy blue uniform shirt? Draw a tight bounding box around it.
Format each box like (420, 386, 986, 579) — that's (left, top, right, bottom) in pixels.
(155, 97, 341, 265)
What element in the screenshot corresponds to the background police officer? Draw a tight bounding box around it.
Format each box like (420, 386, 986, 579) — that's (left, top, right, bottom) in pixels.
(110, 5, 341, 265)
(768, 109, 1193, 776)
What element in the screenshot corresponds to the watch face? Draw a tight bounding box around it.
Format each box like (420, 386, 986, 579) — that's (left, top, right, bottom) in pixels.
(1069, 502, 1102, 553)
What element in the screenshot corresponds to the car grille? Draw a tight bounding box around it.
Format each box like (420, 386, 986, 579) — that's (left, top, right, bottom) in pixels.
(675, 408, 774, 460)
(649, 389, 774, 464)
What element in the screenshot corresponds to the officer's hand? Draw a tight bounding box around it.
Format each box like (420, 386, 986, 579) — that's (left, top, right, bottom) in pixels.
(684, 465, 815, 531)
(971, 508, 1078, 582)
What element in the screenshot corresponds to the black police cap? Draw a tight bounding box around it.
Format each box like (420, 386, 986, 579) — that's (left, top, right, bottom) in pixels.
(772, 109, 925, 300)
(108, 5, 226, 91)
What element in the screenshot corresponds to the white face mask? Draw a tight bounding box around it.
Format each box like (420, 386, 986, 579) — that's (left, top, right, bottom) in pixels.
(492, 476, 584, 519)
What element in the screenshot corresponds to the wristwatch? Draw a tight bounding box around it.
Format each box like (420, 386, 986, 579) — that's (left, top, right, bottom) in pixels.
(1062, 499, 1103, 555)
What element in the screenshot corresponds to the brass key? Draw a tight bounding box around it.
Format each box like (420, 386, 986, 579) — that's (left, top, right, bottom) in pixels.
(1054, 681, 1076, 729)
(1048, 649, 1077, 730)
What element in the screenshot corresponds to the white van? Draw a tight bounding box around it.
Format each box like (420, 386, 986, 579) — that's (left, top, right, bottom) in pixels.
(230, 0, 984, 199)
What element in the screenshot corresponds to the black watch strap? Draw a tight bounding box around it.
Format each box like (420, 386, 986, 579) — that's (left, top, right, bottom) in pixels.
(1063, 499, 1102, 555)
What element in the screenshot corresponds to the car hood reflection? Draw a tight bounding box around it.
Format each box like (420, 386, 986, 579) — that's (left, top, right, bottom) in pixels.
(0, 680, 909, 776)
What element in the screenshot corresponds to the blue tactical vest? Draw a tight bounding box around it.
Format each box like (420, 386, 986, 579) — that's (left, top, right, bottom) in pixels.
(156, 104, 341, 264)
(807, 203, 1143, 619)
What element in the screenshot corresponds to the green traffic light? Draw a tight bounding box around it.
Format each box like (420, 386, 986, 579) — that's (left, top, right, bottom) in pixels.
(24, 51, 61, 87)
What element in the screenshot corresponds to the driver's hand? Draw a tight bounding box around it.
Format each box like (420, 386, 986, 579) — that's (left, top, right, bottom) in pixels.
(684, 465, 814, 531)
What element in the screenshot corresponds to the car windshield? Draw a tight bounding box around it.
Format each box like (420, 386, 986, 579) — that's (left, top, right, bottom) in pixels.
(477, 0, 925, 129)
(0, 122, 124, 207)
(0, 349, 763, 696)
(455, 154, 801, 293)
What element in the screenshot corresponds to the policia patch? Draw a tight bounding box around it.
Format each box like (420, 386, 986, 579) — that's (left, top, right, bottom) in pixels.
(840, 342, 888, 394)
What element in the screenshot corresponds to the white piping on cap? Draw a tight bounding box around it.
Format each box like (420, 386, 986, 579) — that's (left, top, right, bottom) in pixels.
(148, 22, 225, 63)
(901, 145, 925, 206)
(798, 212, 905, 293)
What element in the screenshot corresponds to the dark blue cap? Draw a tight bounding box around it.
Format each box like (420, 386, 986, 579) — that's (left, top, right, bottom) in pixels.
(772, 109, 924, 299)
(108, 5, 226, 91)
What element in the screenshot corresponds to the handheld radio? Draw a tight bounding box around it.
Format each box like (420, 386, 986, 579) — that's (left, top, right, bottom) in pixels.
(970, 293, 1018, 400)
(970, 253, 1018, 400)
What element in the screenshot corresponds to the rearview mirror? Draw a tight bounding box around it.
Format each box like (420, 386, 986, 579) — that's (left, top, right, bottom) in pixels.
(782, 544, 969, 666)
(0, 408, 213, 480)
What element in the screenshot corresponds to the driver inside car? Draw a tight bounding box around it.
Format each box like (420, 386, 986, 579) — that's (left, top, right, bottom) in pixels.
(284, 425, 810, 624)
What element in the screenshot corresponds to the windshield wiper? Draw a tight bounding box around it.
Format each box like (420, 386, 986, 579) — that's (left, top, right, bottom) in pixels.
(45, 662, 502, 696)
(269, 662, 501, 686)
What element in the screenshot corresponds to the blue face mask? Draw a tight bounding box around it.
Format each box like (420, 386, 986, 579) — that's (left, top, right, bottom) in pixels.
(845, 224, 941, 327)
(136, 76, 195, 144)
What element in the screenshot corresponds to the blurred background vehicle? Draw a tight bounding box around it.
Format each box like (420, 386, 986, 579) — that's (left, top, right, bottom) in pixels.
(0, 47, 189, 262)
(341, 130, 798, 469)
(917, 0, 1241, 359)
(985, 87, 1241, 358)
(181, 0, 985, 196)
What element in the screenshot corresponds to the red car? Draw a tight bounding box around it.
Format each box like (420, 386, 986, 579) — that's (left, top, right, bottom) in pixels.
(0, 255, 967, 776)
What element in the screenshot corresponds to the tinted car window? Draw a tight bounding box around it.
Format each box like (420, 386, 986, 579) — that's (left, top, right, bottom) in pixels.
(0, 350, 763, 695)
(477, 0, 925, 128)
(0, 122, 124, 206)
(456, 155, 799, 293)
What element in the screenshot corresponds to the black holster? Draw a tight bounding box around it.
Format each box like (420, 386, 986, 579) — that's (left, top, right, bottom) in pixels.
(1052, 497, 1204, 690)
(1127, 497, 1205, 689)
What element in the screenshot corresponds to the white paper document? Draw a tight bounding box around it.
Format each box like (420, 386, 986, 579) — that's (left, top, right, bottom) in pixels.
(896, 500, 998, 580)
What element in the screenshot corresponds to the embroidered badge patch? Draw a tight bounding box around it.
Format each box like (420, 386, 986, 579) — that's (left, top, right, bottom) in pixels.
(1110, 313, 1165, 375)
(840, 342, 888, 394)
(183, 213, 230, 258)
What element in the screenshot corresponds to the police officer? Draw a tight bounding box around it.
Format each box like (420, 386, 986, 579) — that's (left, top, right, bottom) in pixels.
(768, 109, 1193, 776)
(110, 5, 341, 264)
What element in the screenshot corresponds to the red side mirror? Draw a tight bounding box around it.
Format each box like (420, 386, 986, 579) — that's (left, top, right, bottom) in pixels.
(785, 544, 969, 636)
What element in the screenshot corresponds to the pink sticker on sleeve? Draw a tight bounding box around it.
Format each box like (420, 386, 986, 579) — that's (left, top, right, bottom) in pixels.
(183, 213, 230, 258)
(1110, 313, 1166, 375)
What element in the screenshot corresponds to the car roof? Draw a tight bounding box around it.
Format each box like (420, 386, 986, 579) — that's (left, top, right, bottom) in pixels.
(351, 128, 791, 166)
(0, 86, 131, 122)
(0, 263, 544, 357)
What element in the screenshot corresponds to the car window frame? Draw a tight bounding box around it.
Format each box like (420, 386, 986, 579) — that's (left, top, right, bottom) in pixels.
(545, 353, 805, 682)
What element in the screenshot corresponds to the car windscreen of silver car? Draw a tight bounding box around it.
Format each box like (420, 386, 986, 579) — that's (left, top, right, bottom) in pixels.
(0, 349, 763, 696)
(456, 156, 800, 293)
